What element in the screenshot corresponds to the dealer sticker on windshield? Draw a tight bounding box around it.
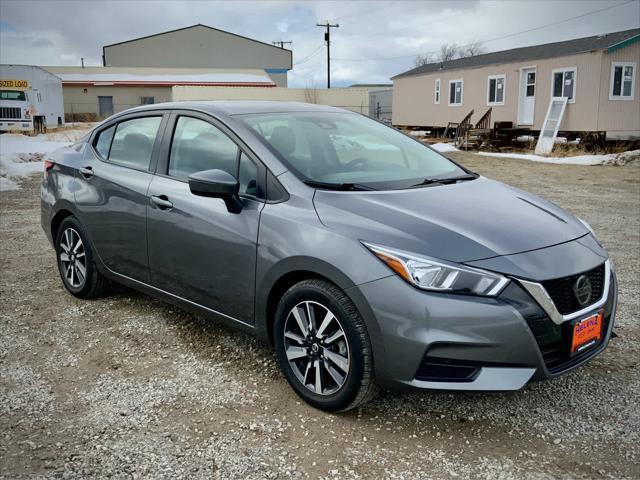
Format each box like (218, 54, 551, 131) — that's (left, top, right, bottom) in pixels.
(571, 311, 603, 354)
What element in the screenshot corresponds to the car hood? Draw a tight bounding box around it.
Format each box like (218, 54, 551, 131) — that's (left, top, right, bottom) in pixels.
(313, 177, 589, 263)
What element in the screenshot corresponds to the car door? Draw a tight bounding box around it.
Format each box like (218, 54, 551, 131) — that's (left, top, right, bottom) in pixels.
(146, 111, 266, 324)
(75, 112, 167, 282)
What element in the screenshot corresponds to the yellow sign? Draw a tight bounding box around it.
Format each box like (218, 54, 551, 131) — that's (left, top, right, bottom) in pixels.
(0, 79, 30, 90)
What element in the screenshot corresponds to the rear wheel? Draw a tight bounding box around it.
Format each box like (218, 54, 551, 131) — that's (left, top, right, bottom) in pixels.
(55, 216, 108, 298)
(273, 279, 376, 412)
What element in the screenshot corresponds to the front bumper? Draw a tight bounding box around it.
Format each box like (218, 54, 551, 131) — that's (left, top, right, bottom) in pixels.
(0, 120, 32, 131)
(355, 264, 617, 391)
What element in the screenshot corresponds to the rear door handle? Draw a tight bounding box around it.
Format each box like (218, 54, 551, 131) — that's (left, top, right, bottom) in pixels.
(79, 166, 94, 178)
(150, 195, 173, 210)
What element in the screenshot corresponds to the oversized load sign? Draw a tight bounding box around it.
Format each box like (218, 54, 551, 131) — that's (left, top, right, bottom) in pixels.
(0, 79, 30, 90)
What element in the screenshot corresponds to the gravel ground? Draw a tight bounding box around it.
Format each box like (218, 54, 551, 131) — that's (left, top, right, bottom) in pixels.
(1, 154, 639, 479)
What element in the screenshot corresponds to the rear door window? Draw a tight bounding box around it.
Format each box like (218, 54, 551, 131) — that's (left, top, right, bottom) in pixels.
(168, 116, 239, 180)
(107, 117, 162, 170)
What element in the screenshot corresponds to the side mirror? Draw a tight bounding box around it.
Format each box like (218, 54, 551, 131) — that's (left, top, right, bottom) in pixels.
(188, 169, 242, 213)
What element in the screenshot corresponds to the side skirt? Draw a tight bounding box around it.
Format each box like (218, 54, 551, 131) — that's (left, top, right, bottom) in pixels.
(103, 268, 256, 336)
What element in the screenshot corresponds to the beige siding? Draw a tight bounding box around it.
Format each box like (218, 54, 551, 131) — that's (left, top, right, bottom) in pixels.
(393, 51, 609, 132)
(103, 25, 292, 75)
(172, 86, 370, 114)
(61, 85, 172, 116)
(596, 42, 640, 138)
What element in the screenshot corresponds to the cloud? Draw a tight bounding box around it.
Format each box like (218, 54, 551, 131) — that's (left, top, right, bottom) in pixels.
(0, 0, 638, 87)
(30, 37, 54, 47)
(276, 19, 290, 33)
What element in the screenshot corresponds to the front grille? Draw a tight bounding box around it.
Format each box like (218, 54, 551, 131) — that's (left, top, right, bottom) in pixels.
(542, 264, 605, 315)
(523, 272, 615, 374)
(0, 107, 21, 120)
(531, 311, 611, 374)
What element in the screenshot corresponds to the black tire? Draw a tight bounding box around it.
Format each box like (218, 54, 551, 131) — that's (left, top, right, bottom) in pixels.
(55, 216, 109, 298)
(273, 279, 377, 412)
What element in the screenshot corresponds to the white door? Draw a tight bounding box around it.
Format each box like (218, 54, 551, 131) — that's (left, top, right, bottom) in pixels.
(518, 68, 536, 125)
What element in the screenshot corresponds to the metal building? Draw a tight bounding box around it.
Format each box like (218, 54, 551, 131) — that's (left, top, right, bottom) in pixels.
(102, 24, 292, 87)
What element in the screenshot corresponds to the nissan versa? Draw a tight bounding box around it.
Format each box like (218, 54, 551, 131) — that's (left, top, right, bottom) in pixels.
(41, 101, 617, 412)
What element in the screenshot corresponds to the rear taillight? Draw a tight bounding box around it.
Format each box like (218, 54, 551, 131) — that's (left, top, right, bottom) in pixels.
(44, 159, 55, 179)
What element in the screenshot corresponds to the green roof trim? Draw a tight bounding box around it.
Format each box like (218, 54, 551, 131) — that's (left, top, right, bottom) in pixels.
(607, 34, 640, 53)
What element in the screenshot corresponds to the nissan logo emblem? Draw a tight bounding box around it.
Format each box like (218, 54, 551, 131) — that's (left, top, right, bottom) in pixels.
(573, 275, 593, 307)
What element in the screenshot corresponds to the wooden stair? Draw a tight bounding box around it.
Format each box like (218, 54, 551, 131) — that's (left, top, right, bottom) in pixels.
(460, 108, 492, 150)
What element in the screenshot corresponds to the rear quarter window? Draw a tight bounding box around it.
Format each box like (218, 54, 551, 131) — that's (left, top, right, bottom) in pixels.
(93, 125, 115, 159)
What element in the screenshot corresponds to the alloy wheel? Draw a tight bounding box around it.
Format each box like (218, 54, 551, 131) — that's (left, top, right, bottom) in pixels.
(59, 227, 87, 288)
(283, 301, 350, 395)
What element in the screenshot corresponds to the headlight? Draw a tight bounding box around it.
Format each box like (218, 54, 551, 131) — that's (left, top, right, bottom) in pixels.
(363, 243, 509, 296)
(24, 110, 31, 119)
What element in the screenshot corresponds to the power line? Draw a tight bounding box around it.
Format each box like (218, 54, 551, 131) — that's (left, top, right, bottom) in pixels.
(325, 4, 385, 22)
(293, 57, 326, 72)
(294, 44, 325, 67)
(332, 0, 635, 62)
(316, 22, 340, 88)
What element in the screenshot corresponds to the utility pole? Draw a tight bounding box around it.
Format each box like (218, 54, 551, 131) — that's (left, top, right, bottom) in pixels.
(272, 40, 292, 49)
(316, 22, 339, 88)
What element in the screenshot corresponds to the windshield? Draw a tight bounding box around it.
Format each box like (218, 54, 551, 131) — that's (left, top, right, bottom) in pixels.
(0, 90, 27, 101)
(239, 111, 465, 190)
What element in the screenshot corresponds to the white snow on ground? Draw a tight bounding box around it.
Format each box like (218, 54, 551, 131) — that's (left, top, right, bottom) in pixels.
(0, 128, 90, 191)
(477, 149, 640, 166)
(430, 143, 460, 153)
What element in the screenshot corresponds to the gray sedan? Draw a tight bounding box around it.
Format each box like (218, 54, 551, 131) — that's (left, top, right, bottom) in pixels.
(41, 101, 617, 412)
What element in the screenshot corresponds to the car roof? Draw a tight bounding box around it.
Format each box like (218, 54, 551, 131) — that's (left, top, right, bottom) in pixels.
(123, 100, 349, 117)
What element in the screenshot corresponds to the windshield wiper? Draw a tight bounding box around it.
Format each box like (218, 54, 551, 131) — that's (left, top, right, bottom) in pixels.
(303, 180, 377, 191)
(410, 172, 478, 188)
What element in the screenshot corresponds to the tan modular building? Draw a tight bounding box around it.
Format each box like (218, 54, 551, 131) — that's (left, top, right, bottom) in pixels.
(102, 24, 292, 87)
(392, 29, 640, 139)
(172, 85, 371, 114)
(44, 66, 276, 120)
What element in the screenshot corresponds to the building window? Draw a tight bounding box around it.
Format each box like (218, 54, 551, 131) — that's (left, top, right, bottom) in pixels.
(448, 79, 463, 106)
(610, 62, 636, 101)
(434, 79, 440, 104)
(552, 68, 576, 103)
(141, 96, 155, 105)
(487, 74, 505, 105)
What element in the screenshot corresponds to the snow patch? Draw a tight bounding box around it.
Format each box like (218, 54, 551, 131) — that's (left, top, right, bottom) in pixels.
(477, 150, 640, 166)
(408, 130, 431, 137)
(0, 128, 90, 191)
(430, 143, 459, 153)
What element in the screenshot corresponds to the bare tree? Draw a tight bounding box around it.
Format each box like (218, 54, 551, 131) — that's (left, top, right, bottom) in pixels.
(438, 43, 459, 63)
(414, 40, 484, 68)
(414, 52, 433, 67)
(459, 40, 485, 58)
(304, 82, 319, 104)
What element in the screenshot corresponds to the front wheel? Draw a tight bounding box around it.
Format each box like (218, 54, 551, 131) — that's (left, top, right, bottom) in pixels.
(273, 279, 377, 412)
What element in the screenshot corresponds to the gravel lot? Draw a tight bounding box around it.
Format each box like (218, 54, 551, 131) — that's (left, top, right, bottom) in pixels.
(1, 154, 639, 479)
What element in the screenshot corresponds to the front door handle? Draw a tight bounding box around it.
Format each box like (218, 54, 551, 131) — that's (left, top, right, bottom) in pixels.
(150, 195, 173, 210)
(79, 166, 94, 178)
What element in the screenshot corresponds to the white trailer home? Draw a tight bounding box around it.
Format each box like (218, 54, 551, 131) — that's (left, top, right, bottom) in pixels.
(392, 29, 640, 140)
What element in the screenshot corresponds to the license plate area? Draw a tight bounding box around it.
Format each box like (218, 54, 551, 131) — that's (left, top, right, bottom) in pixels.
(571, 311, 603, 356)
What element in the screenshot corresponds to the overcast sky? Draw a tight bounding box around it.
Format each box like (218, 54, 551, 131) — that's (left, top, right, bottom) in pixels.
(1, 0, 639, 87)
